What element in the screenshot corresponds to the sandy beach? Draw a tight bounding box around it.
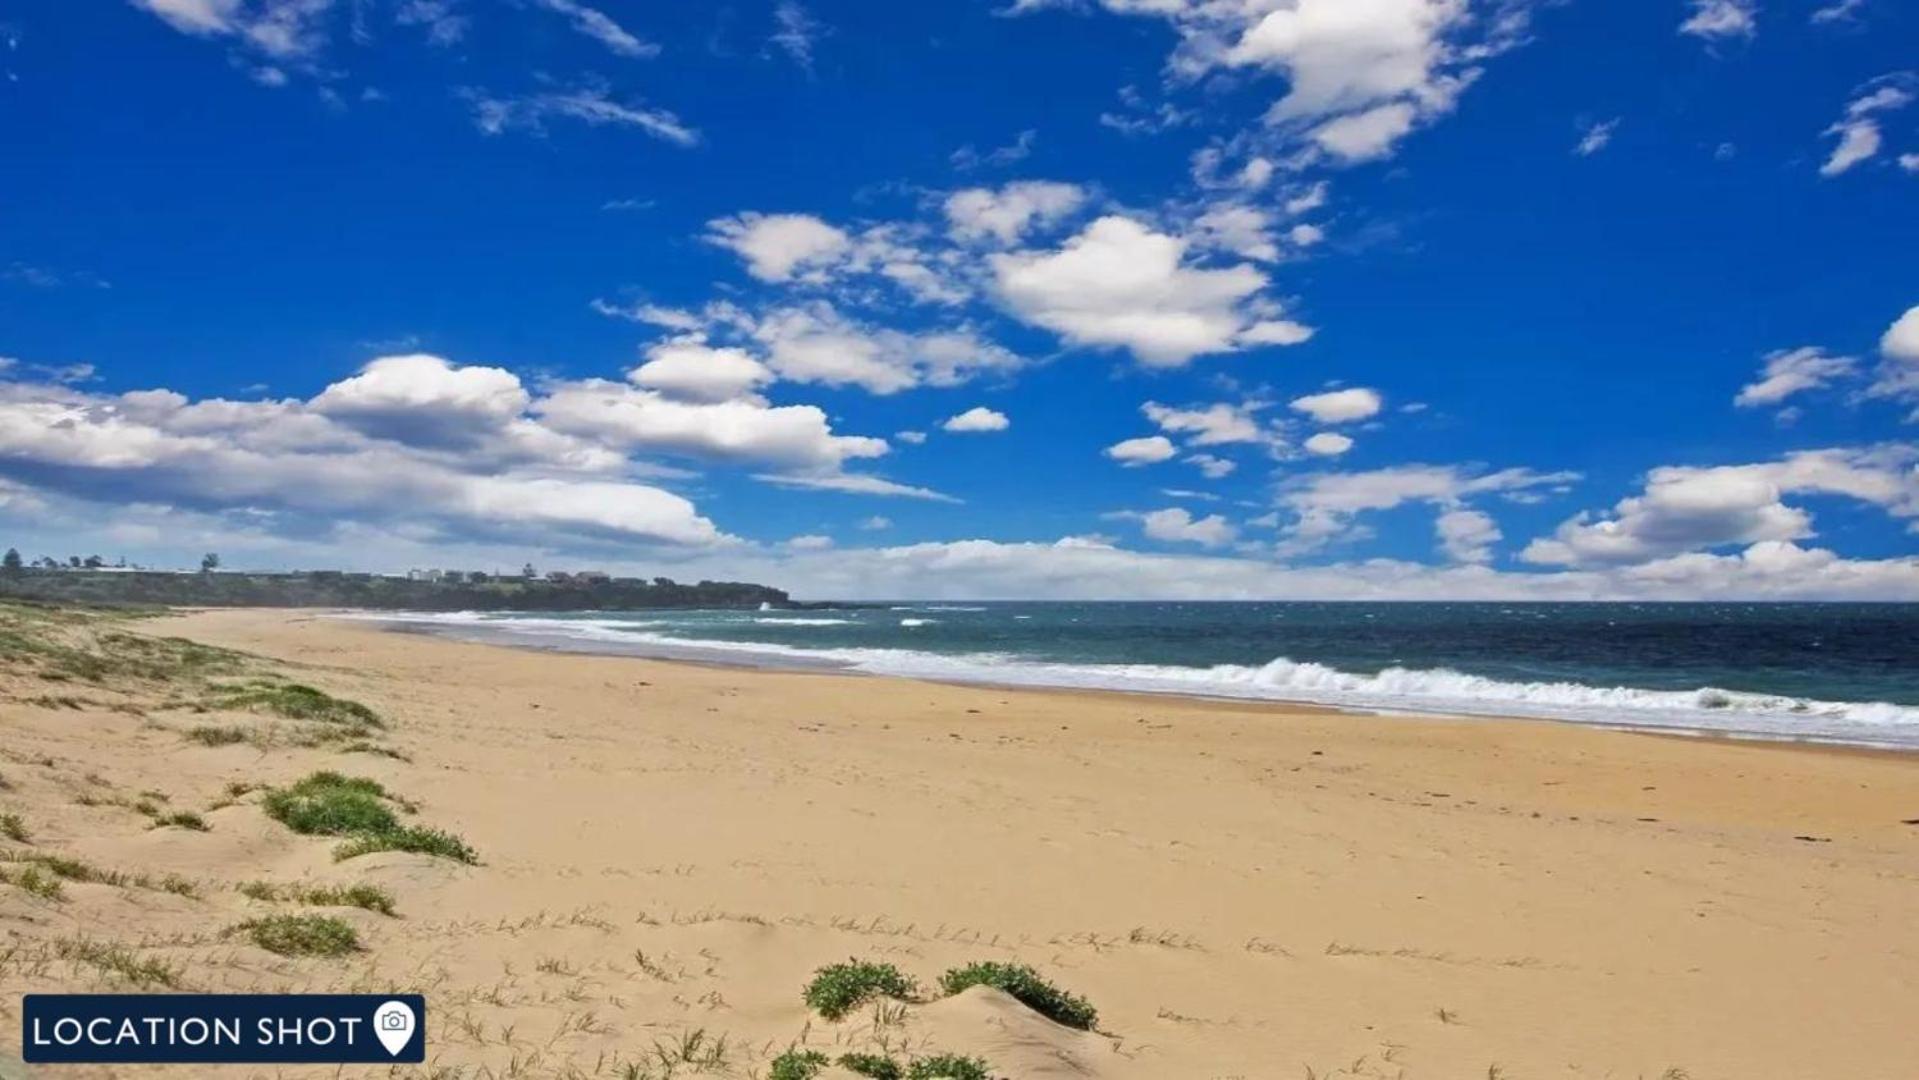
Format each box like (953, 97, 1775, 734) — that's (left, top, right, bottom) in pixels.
(3, 606, 1917, 1079)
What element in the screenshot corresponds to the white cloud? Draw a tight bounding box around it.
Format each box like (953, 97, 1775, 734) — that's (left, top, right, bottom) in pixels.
(536, 379, 885, 471)
(1303, 431, 1354, 456)
(1185, 453, 1237, 478)
(1435, 508, 1500, 564)
(1118, 507, 1238, 548)
(1883, 305, 1919, 362)
(1104, 435, 1178, 466)
(1866, 305, 1919, 417)
(858, 515, 892, 530)
(629, 341, 774, 403)
(896, 430, 927, 445)
(706, 213, 851, 282)
(1574, 117, 1619, 157)
(769, 1, 826, 73)
(132, 0, 246, 35)
(750, 304, 1024, 395)
(942, 406, 1010, 433)
(944, 181, 1086, 245)
(310, 354, 529, 447)
(951, 129, 1038, 170)
(1679, 0, 1756, 41)
(754, 471, 958, 502)
(990, 216, 1311, 366)
(1522, 446, 1919, 567)
(1189, 204, 1280, 262)
(1278, 464, 1577, 554)
(465, 83, 697, 146)
(1819, 74, 1914, 178)
(532, 0, 656, 57)
(1290, 387, 1382, 423)
(786, 533, 834, 550)
(1733, 346, 1857, 408)
(1811, 0, 1867, 24)
(1142, 400, 1268, 446)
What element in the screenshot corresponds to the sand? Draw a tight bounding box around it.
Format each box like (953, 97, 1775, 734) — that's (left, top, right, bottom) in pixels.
(2, 607, 1917, 1079)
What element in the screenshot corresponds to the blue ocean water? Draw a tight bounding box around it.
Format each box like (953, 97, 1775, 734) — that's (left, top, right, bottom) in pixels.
(372, 603, 1919, 748)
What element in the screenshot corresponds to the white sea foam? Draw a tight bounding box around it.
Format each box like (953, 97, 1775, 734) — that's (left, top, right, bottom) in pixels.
(751, 617, 852, 626)
(354, 612, 1919, 748)
(899, 618, 936, 627)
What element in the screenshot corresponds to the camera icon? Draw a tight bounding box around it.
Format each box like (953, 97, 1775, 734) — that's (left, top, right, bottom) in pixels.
(381, 1012, 408, 1031)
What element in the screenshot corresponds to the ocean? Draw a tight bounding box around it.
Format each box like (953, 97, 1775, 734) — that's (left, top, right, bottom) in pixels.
(368, 602, 1919, 749)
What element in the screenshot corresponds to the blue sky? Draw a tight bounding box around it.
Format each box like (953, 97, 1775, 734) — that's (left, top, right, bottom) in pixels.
(0, 0, 1915, 599)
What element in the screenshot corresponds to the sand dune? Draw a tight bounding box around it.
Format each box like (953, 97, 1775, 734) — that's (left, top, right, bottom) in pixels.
(2, 607, 1917, 1079)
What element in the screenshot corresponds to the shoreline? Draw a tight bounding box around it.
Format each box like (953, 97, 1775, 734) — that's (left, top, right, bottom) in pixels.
(348, 608, 1919, 755)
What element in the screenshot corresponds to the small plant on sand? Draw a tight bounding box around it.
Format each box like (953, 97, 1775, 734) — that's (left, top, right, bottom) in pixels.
(2, 863, 65, 900)
(148, 810, 208, 831)
(52, 936, 183, 988)
(235, 913, 360, 957)
(906, 1054, 992, 1080)
(804, 959, 919, 1020)
(938, 961, 1096, 1031)
(768, 1049, 830, 1080)
(207, 680, 383, 729)
(263, 772, 400, 835)
(240, 880, 397, 916)
(0, 811, 29, 843)
(333, 825, 477, 864)
(839, 1052, 905, 1079)
(262, 771, 477, 864)
(185, 725, 250, 747)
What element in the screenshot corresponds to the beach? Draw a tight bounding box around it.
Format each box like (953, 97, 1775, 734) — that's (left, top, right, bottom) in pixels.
(3, 606, 1917, 1078)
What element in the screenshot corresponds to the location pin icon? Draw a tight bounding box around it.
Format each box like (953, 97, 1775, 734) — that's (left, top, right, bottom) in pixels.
(373, 1000, 415, 1058)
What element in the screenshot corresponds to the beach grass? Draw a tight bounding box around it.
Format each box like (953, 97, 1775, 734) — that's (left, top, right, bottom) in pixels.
(938, 961, 1097, 1030)
(235, 913, 360, 957)
(239, 879, 397, 916)
(261, 771, 476, 864)
(803, 959, 919, 1020)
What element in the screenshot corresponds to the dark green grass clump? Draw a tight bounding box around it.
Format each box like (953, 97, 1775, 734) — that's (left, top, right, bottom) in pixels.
(262, 772, 400, 835)
(0, 811, 29, 843)
(768, 1049, 829, 1080)
(839, 1052, 905, 1079)
(1, 863, 64, 900)
(803, 959, 919, 1020)
(906, 1054, 991, 1080)
(235, 913, 360, 957)
(938, 961, 1097, 1031)
(240, 880, 397, 916)
(261, 771, 476, 865)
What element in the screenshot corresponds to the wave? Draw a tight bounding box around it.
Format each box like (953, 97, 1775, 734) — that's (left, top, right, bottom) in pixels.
(898, 618, 936, 627)
(353, 611, 1919, 748)
(751, 617, 852, 626)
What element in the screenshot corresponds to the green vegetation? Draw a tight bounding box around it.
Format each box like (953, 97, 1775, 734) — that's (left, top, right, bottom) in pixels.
(768, 1049, 829, 1080)
(235, 913, 360, 957)
(0, 850, 197, 896)
(147, 809, 208, 831)
(185, 725, 250, 746)
(838, 1052, 906, 1079)
(206, 679, 382, 729)
(905, 1054, 991, 1080)
(938, 961, 1097, 1030)
(803, 959, 919, 1020)
(0, 568, 789, 612)
(239, 879, 397, 916)
(0, 811, 28, 843)
(52, 936, 182, 988)
(261, 771, 477, 864)
(0, 863, 64, 900)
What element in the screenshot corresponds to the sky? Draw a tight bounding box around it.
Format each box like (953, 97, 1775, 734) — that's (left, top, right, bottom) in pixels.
(0, 0, 1915, 600)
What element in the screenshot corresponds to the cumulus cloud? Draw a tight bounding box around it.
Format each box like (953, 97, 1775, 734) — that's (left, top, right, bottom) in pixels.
(1303, 431, 1354, 456)
(0, 368, 729, 548)
(1185, 453, 1237, 478)
(990, 216, 1312, 366)
(1278, 463, 1577, 556)
(1522, 445, 1919, 567)
(705, 212, 852, 282)
(629, 341, 774, 403)
(1733, 346, 1857, 409)
(534, 379, 885, 472)
(1114, 507, 1238, 547)
(945, 181, 1086, 245)
(1142, 400, 1269, 446)
(1105, 435, 1177, 466)
(942, 406, 1010, 433)
(749, 304, 1024, 395)
(1290, 387, 1382, 423)
(1435, 508, 1500, 563)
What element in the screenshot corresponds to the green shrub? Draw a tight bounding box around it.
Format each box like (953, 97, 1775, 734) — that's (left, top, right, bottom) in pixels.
(236, 913, 359, 957)
(839, 1052, 905, 1079)
(333, 825, 477, 864)
(262, 772, 399, 835)
(938, 961, 1096, 1030)
(803, 959, 918, 1020)
(768, 1049, 829, 1080)
(906, 1054, 991, 1080)
(209, 681, 383, 728)
(150, 810, 208, 831)
(185, 725, 249, 746)
(2, 864, 64, 900)
(0, 811, 28, 843)
(240, 880, 397, 916)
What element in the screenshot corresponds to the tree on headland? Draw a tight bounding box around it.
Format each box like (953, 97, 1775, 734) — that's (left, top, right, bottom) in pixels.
(200, 552, 220, 573)
(2, 548, 21, 575)
(83, 554, 104, 569)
